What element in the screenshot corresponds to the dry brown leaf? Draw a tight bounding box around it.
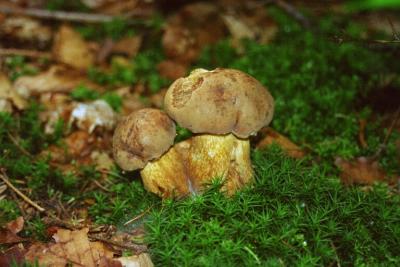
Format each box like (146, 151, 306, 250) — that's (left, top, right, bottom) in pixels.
(6, 216, 24, 234)
(65, 131, 95, 157)
(335, 157, 387, 185)
(0, 245, 26, 267)
(223, 9, 277, 52)
(157, 60, 187, 80)
(0, 228, 25, 244)
(14, 65, 95, 97)
(0, 16, 52, 45)
(112, 36, 142, 57)
(256, 127, 305, 159)
(0, 71, 28, 110)
(25, 228, 114, 267)
(53, 25, 94, 70)
(91, 151, 114, 171)
(149, 88, 167, 109)
(0, 99, 12, 113)
(116, 87, 149, 115)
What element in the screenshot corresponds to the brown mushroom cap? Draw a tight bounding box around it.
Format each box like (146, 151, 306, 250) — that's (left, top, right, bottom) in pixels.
(164, 68, 274, 138)
(113, 108, 176, 171)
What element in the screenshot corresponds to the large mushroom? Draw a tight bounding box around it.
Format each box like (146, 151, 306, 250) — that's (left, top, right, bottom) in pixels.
(142, 68, 274, 197)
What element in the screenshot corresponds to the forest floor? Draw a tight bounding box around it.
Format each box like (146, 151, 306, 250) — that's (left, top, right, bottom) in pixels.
(0, 0, 399, 266)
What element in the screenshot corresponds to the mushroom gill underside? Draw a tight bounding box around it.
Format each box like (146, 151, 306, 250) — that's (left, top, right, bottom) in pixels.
(140, 134, 254, 198)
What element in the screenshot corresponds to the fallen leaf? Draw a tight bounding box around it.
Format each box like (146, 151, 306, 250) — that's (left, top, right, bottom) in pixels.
(256, 128, 305, 159)
(0, 228, 25, 245)
(0, 99, 12, 113)
(6, 216, 24, 234)
(14, 65, 96, 97)
(0, 16, 52, 46)
(65, 131, 95, 157)
(53, 25, 95, 70)
(25, 228, 114, 267)
(91, 151, 114, 171)
(157, 60, 187, 80)
(149, 88, 167, 109)
(0, 245, 26, 267)
(335, 157, 387, 185)
(69, 100, 117, 133)
(112, 36, 142, 57)
(0, 71, 27, 110)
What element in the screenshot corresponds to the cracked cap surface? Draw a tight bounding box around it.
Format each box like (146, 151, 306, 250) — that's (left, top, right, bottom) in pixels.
(164, 68, 274, 138)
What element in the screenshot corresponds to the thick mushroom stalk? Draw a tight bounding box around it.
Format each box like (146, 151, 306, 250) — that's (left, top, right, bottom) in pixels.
(140, 133, 253, 197)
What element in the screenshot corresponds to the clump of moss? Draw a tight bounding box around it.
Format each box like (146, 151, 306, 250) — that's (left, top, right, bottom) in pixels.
(145, 147, 400, 266)
(88, 48, 170, 93)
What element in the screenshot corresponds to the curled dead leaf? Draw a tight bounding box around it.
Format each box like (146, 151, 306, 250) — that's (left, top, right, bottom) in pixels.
(6, 217, 24, 234)
(335, 157, 387, 185)
(53, 25, 94, 69)
(14, 65, 95, 97)
(25, 228, 114, 267)
(0, 72, 27, 110)
(0, 16, 52, 46)
(256, 127, 305, 159)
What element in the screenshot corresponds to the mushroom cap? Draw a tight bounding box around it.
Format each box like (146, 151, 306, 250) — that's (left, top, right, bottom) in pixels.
(164, 68, 274, 138)
(113, 108, 176, 171)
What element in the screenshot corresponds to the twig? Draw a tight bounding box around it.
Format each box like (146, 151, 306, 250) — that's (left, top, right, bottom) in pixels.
(124, 205, 153, 226)
(90, 235, 147, 253)
(7, 132, 33, 158)
(0, 48, 51, 59)
(273, 0, 311, 29)
(388, 18, 400, 41)
(0, 5, 115, 23)
(92, 179, 111, 192)
(0, 169, 45, 212)
(372, 107, 400, 160)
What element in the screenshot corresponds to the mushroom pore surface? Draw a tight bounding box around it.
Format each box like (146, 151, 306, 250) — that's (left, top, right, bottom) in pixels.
(113, 108, 176, 171)
(164, 68, 274, 138)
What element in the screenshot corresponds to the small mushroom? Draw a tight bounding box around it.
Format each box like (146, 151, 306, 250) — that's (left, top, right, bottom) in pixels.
(112, 108, 176, 171)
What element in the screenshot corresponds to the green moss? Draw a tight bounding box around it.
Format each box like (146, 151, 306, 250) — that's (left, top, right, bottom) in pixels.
(4, 56, 38, 81)
(145, 148, 400, 266)
(0, 199, 21, 225)
(88, 47, 170, 93)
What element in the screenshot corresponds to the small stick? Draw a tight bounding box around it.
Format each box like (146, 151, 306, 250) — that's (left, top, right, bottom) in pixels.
(372, 107, 400, 159)
(7, 133, 33, 158)
(0, 169, 45, 212)
(273, 0, 311, 29)
(92, 179, 111, 192)
(0, 48, 51, 59)
(124, 205, 153, 226)
(0, 5, 115, 23)
(90, 235, 147, 253)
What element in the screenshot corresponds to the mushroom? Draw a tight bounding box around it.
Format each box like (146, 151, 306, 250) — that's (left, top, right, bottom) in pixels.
(113, 69, 275, 198)
(113, 108, 179, 193)
(143, 68, 274, 196)
(164, 68, 274, 138)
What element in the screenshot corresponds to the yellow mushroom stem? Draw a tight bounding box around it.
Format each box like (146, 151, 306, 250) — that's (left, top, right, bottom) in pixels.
(140, 133, 253, 198)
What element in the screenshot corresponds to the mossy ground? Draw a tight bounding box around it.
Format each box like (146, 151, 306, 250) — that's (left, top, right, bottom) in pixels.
(1, 7, 400, 266)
